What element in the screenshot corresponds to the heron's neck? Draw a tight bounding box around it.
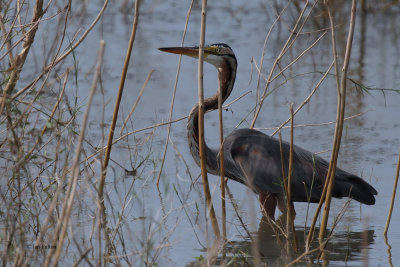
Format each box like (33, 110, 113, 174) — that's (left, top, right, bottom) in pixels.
(187, 59, 236, 173)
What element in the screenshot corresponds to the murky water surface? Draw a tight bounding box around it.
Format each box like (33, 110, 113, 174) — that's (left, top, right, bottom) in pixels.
(21, 1, 400, 265)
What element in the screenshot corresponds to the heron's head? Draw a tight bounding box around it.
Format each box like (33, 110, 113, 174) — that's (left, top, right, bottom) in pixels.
(159, 43, 236, 68)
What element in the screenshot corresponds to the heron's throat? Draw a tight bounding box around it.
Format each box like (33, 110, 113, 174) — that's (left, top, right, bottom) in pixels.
(186, 58, 236, 173)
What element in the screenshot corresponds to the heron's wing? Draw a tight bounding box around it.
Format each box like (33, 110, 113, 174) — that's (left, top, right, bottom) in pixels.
(227, 129, 377, 204)
(230, 136, 284, 193)
(227, 129, 333, 202)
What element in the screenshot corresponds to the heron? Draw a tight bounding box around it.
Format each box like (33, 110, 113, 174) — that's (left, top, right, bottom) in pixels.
(159, 43, 377, 219)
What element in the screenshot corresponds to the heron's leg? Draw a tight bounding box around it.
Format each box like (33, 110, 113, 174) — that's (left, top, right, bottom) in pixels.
(259, 193, 277, 219)
(277, 195, 296, 219)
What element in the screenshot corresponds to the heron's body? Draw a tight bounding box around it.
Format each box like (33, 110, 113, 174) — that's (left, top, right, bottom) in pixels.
(159, 43, 377, 219)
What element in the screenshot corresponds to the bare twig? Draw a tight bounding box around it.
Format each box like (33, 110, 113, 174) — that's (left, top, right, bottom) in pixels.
(0, 0, 44, 114)
(271, 61, 334, 136)
(0, 13, 15, 63)
(250, 0, 310, 128)
(257, 111, 366, 132)
(256, 1, 290, 104)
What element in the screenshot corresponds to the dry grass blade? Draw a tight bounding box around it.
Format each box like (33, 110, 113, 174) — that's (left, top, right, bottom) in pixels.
(120, 69, 154, 135)
(197, 0, 220, 239)
(225, 185, 254, 241)
(384, 150, 400, 236)
(383, 234, 394, 267)
(287, 104, 298, 251)
(44, 40, 105, 267)
(157, 0, 194, 188)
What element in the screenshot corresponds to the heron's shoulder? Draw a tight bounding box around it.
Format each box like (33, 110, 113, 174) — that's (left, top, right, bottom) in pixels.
(225, 128, 273, 140)
(224, 128, 319, 162)
(224, 128, 279, 153)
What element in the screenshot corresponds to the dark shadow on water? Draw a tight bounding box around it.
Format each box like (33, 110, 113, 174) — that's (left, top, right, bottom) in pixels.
(188, 215, 375, 266)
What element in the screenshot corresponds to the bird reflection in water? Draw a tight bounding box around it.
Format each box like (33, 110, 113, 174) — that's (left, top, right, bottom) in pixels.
(189, 214, 375, 266)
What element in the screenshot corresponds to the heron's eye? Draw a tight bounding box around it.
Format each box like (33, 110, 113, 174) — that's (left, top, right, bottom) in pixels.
(215, 47, 220, 53)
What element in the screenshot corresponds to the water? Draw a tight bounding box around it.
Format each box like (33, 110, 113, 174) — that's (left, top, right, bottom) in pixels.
(5, 0, 400, 265)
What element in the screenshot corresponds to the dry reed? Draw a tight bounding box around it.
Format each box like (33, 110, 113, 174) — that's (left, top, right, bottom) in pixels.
(286, 104, 298, 250)
(384, 150, 400, 236)
(197, 0, 220, 240)
(218, 62, 227, 250)
(318, 0, 357, 243)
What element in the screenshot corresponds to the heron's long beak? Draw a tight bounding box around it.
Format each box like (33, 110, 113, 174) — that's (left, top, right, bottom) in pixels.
(159, 46, 210, 59)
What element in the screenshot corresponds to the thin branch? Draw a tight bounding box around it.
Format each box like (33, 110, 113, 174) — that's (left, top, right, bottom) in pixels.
(257, 110, 366, 132)
(256, 1, 291, 105)
(250, 0, 310, 128)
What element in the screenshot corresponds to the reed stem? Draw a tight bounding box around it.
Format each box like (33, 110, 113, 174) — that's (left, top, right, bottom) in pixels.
(318, 0, 357, 243)
(384, 150, 400, 236)
(198, 0, 220, 239)
(100, 0, 139, 198)
(287, 104, 298, 251)
(98, 0, 139, 258)
(218, 73, 227, 250)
